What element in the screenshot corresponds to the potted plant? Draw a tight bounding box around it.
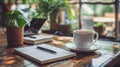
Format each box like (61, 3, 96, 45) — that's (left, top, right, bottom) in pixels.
(94, 23, 106, 35)
(5, 9, 30, 47)
(26, 0, 75, 30)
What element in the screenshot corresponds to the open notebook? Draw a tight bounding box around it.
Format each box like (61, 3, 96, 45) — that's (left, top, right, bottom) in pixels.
(14, 44, 76, 64)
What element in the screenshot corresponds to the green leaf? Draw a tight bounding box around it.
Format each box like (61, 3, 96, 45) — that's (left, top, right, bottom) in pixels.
(13, 9, 23, 15)
(67, 8, 76, 20)
(5, 9, 30, 28)
(16, 15, 27, 28)
(13, 19, 19, 27)
(28, 0, 73, 19)
(94, 23, 105, 27)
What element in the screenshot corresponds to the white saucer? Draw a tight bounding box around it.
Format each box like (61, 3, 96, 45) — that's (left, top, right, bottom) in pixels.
(65, 43, 100, 53)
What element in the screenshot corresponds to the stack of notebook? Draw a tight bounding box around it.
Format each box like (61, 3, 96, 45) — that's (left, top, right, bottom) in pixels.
(24, 34, 53, 45)
(23, 18, 53, 45)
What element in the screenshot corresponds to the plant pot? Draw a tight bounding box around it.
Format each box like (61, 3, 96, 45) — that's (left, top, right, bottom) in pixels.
(94, 26, 105, 35)
(6, 27, 24, 47)
(58, 24, 72, 34)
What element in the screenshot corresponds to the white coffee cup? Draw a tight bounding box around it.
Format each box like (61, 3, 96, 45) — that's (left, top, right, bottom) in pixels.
(73, 29, 99, 49)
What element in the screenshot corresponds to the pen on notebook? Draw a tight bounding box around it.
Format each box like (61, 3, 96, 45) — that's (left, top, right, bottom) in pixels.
(37, 46, 57, 54)
(29, 36, 36, 39)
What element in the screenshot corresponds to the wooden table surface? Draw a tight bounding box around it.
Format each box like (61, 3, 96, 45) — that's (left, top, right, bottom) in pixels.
(0, 32, 120, 67)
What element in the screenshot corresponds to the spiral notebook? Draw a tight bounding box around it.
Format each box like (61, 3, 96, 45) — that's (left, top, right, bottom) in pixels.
(14, 44, 76, 64)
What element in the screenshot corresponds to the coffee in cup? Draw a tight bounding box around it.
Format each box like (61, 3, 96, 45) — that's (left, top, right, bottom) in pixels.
(73, 29, 98, 49)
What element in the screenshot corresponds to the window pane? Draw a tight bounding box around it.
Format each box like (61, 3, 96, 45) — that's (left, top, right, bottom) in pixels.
(81, 0, 115, 2)
(81, 4, 115, 37)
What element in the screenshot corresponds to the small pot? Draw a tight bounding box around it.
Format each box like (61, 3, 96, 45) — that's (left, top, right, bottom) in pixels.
(94, 26, 105, 35)
(58, 24, 72, 34)
(6, 26, 24, 47)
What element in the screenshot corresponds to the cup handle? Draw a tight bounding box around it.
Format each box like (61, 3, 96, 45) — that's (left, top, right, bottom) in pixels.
(93, 32, 99, 43)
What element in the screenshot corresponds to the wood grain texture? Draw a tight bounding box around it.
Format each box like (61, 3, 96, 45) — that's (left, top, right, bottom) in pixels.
(0, 32, 120, 67)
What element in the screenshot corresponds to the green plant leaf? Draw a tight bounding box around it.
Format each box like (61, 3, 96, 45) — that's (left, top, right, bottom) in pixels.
(67, 8, 76, 20)
(5, 9, 30, 28)
(16, 15, 28, 28)
(94, 23, 105, 27)
(27, 0, 74, 20)
(13, 19, 19, 27)
(13, 9, 23, 15)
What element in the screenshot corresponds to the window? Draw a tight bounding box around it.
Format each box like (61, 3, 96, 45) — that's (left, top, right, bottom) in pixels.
(79, 0, 120, 39)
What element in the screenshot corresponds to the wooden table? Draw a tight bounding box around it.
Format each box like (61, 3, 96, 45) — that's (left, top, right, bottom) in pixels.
(0, 32, 120, 67)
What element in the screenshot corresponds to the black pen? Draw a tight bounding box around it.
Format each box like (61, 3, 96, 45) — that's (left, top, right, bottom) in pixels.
(29, 36, 36, 39)
(37, 46, 57, 54)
